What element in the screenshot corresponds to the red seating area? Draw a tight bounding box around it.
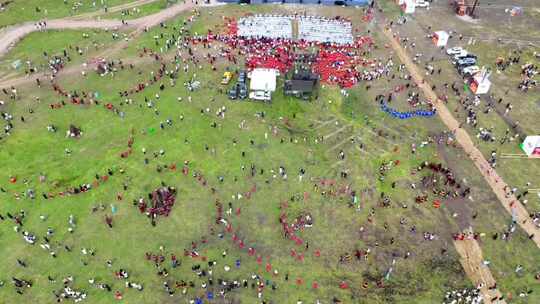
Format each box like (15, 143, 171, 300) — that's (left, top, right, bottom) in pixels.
(314, 50, 359, 88)
(246, 45, 294, 73)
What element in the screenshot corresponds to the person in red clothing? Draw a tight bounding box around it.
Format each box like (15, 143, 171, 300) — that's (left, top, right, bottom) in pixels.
(114, 290, 122, 300)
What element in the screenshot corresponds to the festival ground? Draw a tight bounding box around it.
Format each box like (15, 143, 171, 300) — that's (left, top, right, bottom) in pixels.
(0, 1, 539, 304)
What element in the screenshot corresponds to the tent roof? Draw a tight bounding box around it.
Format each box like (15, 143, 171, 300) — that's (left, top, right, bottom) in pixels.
(286, 80, 315, 92)
(473, 74, 491, 85)
(249, 68, 278, 92)
(524, 135, 540, 142)
(434, 31, 449, 38)
(521, 135, 540, 155)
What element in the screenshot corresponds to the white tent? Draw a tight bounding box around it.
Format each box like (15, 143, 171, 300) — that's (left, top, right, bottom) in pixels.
(521, 136, 540, 157)
(248, 68, 279, 101)
(433, 31, 449, 47)
(402, 0, 415, 14)
(469, 74, 492, 95)
(249, 68, 278, 92)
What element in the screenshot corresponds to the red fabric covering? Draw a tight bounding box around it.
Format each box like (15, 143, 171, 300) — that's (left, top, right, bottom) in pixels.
(314, 50, 358, 88)
(245, 45, 293, 73)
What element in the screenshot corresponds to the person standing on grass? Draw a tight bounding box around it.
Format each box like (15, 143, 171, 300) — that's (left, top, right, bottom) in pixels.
(105, 215, 113, 228)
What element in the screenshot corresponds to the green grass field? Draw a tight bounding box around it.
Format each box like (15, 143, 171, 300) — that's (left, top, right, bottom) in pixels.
(0, 29, 126, 79)
(1, 3, 539, 304)
(101, 0, 170, 20)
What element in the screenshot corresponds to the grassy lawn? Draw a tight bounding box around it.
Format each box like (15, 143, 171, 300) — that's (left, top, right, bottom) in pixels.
(101, 0, 170, 20)
(0, 29, 125, 79)
(376, 0, 401, 20)
(0, 4, 539, 304)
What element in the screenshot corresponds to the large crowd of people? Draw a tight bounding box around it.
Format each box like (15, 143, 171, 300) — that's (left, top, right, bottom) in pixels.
(0, 4, 539, 304)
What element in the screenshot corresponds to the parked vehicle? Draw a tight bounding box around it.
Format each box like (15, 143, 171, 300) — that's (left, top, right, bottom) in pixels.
(461, 53, 478, 60)
(457, 64, 476, 72)
(415, 1, 430, 8)
(221, 71, 233, 85)
(238, 70, 247, 84)
(454, 53, 477, 62)
(460, 65, 480, 76)
(453, 51, 468, 60)
(238, 83, 248, 99)
(228, 85, 238, 100)
(446, 47, 464, 56)
(455, 57, 477, 67)
(249, 90, 271, 101)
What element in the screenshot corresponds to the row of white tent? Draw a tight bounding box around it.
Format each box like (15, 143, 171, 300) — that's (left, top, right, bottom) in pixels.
(237, 15, 353, 44)
(298, 16, 353, 44)
(237, 15, 293, 39)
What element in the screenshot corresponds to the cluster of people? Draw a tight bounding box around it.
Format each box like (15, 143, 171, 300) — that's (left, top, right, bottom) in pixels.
(11, 277, 32, 295)
(519, 63, 537, 92)
(452, 231, 480, 241)
(135, 186, 177, 225)
(34, 20, 47, 31)
(144, 246, 285, 301)
(443, 288, 483, 304)
(55, 286, 87, 303)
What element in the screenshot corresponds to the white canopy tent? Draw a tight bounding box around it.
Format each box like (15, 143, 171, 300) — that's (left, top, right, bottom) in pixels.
(249, 68, 279, 101)
(249, 68, 278, 92)
(521, 136, 540, 157)
(433, 31, 449, 47)
(402, 0, 415, 14)
(469, 73, 492, 95)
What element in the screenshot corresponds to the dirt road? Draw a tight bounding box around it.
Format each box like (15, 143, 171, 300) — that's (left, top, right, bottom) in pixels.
(381, 27, 540, 249)
(454, 237, 506, 304)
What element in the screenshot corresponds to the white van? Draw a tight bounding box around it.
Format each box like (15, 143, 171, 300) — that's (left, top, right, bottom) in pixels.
(249, 91, 271, 101)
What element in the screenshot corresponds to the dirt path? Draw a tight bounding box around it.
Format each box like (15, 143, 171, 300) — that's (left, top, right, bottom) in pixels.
(323, 124, 351, 140)
(313, 117, 337, 129)
(327, 134, 356, 152)
(381, 26, 540, 249)
(454, 236, 506, 304)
